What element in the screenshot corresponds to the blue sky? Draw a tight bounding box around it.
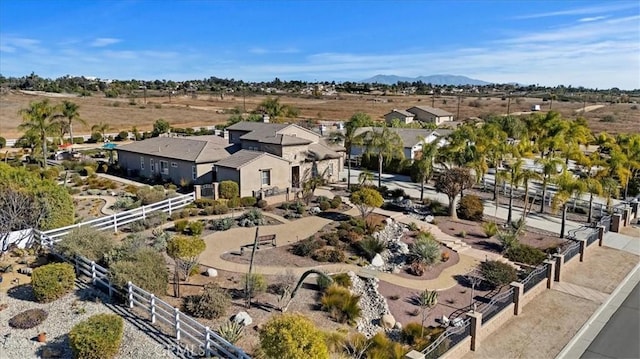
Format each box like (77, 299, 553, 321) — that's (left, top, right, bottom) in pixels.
(1, 0, 639, 89)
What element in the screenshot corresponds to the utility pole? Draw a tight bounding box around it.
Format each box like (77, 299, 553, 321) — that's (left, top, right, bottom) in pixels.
(456, 95, 461, 121)
(507, 96, 511, 115)
(243, 86, 246, 113)
(246, 227, 259, 308)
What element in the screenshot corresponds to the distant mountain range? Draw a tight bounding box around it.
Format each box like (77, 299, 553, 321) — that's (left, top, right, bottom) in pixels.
(359, 74, 491, 86)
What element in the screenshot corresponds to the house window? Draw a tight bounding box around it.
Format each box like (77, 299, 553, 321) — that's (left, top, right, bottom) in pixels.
(150, 159, 155, 172)
(192, 166, 197, 180)
(328, 163, 334, 176)
(159, 160, 169, 175)
(171, 162, 178, 168)
(140, 156, 145, 170)
(261, 170, 271, 186)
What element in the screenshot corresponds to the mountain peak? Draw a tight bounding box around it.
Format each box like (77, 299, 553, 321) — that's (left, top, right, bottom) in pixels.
(360, 74, 491, 86)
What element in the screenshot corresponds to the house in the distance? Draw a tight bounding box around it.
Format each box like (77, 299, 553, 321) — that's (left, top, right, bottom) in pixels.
(406, 106, 454, 125)
(116, 135, 235, 185)
(383, 109, 415, 125)
(351, 127, 451, 161)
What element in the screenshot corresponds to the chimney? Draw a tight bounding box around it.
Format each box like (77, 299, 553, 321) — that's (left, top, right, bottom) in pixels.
(223, 130, 229, 140)
(262, 114, 270, 123)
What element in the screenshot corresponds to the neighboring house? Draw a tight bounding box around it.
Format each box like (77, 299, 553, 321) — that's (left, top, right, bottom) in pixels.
(214, 150, 291, 198)
(225, 122, 344, 188)
(351, 127, 451, 161)
(116, 135, 234, 185)
(406, 106, 454, 125)
(384, 109, 415, 125)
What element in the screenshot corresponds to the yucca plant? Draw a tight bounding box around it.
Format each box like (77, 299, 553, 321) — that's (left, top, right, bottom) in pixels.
(321, 284, 362, 325)
(409, 232, 441, 265)
(358, 236, 385, 261)
(417, 290, 438, 337)
(482, 221, 498, 238)
(218, 320, 244, 344)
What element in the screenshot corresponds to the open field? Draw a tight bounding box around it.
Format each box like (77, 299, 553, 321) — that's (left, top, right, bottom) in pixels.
(1, 90, 638, 139)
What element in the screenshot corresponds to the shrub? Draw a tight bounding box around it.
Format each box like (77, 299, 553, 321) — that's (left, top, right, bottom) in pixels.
(294, 201, 305, 214)
(367, 332, 407, 359)
(321, 232, 340, 246)
(330, 196, 342, 208)
(240, 196, 257, 207)
(260, 314, 329, 359)
(211, 218, 234, 231)
(174, 219, 189, 233)
(331, 273, 352, 288)
(409, 261, 425, 276)
(69, 314, 124, 359)
(256, 199, 268, 208)
(227, 196, 241, 208)
(219, 180, 239, 199)
(135, 186, 165, 205)
(55, 226, 115, 262)
(243, 273, 267, 298)
(317, 274, 333, 291)
(183, 283, 231, 319)
(402, 323, 445, 349)
(358, 236, 385, 260)
(410, 231, 441, 265)
(312, 247, 346, 263)
(457, 195, 484, 221)
(9, 309, 48, 329)
(189, 221, 205, 236)
(212, 202, 229, 215)
(31, 263, 75, 303)
(506, 244, 547, 265)
(483, 222, 498, 238)
(218, 320, 244, 345)
(292, 237, 324, 257)
(319, 201, 331, 211)
(108, 248, 168, 294)
(0, 136, 5, 149)
(480, 260, 518, 288)
(408, 222, 420, 231)
(321, 284, 361, 325)
(193, 198, 215, 208)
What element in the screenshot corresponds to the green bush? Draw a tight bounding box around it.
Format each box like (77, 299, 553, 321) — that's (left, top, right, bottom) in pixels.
(331, 273, 352, 288)
(9, 309, 48, 329)
(219, 181, 239, 199)
(316, 274, 333, 291)
(240, 196, 257, 207)
(174, 219, 189, 233)
(401, 323, 445, 350)
(135, 186, 165, 205)
(256, 199, 268, 208)
(506, 244, 547, 265)
(211, 218, 233, 231)
(320, 284, 361, 325)
(483, 222, 498, 238)
(330, 196, 342, 208)
(0, 136, 6, 149)
(480, 260, 518, 288)
(319, 201, 331, 211)
(321, 232, 340, 246)
(260, 314, 329, 359)
(69, 314, 124, 359)
(358, 236, 385, 260)
(457, 195, 484, 221)
(292, 237, 324, 257)
(212, 203, 230, 214)
(410, 231, 441, 265)
(108, 248, 168, 294)
(243, 273, 267, 298)
(55, 226, 115, 263)
(31, 263, 76, 303)
(189, 221, 205, 236)
(227, 196, 241, 208)
(183, 283, 231, 319)
(193, 198, 215, 208)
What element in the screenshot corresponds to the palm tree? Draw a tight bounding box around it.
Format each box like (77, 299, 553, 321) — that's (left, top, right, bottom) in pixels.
(59, 100, 85, 149)
(552, 170, 586, 238)
(536, 157, 564, 213)
(521, 168, 542, 217)
(358, 170, 374, 186)
(91, 121, 112, 143)
(413, 139, 439, 201)
(364, 126, 404, 188)
(584, 177, 604, 224)
(18, 99, 61, 168)
(600, 177, 620, 213)
(501, 159, 526, 224)
(327, 112, 371, 188)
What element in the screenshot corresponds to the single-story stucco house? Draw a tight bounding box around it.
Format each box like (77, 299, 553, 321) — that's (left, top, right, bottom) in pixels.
(406, 106, 454, 125)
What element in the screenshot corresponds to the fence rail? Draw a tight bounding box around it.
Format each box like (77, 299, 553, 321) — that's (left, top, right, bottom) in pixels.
(422, 318, 471, 358)
(478, 288, 515, 324)
(521, 264, 548, 293)
(563, 240, 581, 262)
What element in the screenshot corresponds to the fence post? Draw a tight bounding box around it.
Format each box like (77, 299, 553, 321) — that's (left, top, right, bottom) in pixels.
(597, 225, 605, 246)
(174, 307, 181, 340)
(204, 327, 212, 358)
(127, 281, 134, 308)
(91, 261, 97, 285)
(544, 259, 555, 289)
(467, 311, 483, 351)
(113, 213, 118, 233)
(169, 198, 173, 216)
(578, 238, 587, 262)
(150, 294, 156, 324)
(74, 256, 79, 277)
(142, 205, 146, 220)
(553, 253, 565, 282)
(510, 282, 524, 315)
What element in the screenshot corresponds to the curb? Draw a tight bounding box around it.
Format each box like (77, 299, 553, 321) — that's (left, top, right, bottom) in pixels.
(556, 262, 640, 359)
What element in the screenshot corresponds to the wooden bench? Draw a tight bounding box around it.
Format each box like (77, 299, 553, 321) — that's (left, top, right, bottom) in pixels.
(240, 234, 277, 254)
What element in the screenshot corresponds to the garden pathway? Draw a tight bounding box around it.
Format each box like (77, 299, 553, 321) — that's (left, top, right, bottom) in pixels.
(73, 194, 117, 215)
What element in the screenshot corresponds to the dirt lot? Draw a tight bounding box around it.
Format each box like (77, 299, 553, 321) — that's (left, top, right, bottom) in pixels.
(462, 290, 599, 359)
(562, 245, 639, 294)
(2, 90, 637, 139)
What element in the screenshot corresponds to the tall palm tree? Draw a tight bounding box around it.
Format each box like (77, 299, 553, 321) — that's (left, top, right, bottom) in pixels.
(536, 157, 564, 213)
(18, 99, 61, 168)
(413, 139, 439, 201)
(552, 169, 586, 238)
(364, 126, 404, 188)
(60, 100, 85, 149)
(584, 177, 604, 224)
(502, 159, 526, 224)
(521, 168, 543, 217)
(91, 121, 112, 143)
(327, 112, 372, 188)
(600, 176, 620, 213)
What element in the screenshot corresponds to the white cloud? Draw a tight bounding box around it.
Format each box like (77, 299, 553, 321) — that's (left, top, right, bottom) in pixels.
(90, 38, 121, 47)
(514, 2, 637, 19)
(249, 46, 299, 55)
(578, 16, 608, 22)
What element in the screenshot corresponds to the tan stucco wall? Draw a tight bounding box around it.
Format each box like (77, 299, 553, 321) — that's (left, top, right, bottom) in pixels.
(278, 126, 320, 143)
(238, 155, 291, 197)
(281, 144, 310, 162)
(300, 157, 342, 183)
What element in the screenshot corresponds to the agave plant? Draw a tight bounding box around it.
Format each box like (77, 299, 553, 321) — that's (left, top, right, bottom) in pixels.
(218, 320, 244, 344)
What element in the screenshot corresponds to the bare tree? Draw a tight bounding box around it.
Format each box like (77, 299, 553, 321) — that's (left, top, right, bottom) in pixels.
(0, 188, 46, 256)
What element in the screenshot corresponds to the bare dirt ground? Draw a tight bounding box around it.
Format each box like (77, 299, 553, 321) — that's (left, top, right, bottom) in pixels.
(462, 290, 599, 359)
(562, 245, 639, 294)
(2, 90, 637, 139)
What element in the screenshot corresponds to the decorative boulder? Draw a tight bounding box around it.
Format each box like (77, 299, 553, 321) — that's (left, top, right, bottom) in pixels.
(309, 207, 321, 214)
(18, 267, 33, 276)
(206, 268, 218, 277)
(385, 218, 394, 225)
(232, 311, 253, 326)
(424, 215, 434, 223)
(381, 314, 396, 329)
(394, 321, 403, 330)
(371, 254, 384, 267)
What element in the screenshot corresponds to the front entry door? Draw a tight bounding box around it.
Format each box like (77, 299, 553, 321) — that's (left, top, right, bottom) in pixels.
(292, 166, 300, 188)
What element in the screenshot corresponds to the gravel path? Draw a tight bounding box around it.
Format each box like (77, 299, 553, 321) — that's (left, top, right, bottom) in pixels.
(0, 285, 179, 359)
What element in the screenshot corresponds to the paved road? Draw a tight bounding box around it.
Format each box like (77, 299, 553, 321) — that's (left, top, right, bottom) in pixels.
(581, 282, 640, 359)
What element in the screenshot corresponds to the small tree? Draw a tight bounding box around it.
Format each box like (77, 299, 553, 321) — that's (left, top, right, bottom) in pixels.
(417, 289, 438, 338)
(350, 187, 384, 221)
(55, 226, 115, 262)
(260, 313, 330, 359)
(167, 235, 206, 297)
(434, 167, 474, 219)
(243, 273, 267, 301)
(219, 180, 239, 199)
(457, 195, 484, 221)
(182, 283, 231, 319)
(152, 118, 171, 136)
